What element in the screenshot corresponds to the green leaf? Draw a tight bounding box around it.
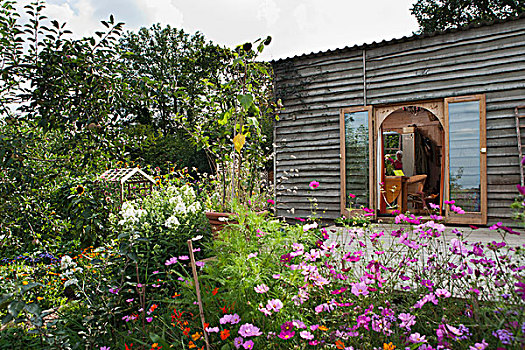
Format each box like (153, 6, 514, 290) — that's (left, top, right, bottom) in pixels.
(24, 303, 41, 316)
(2, 314, 13, 325)
(21, 282, 40, 293)
(8, 301, 25, 318)
(0, 293, 13, 309)
(237, 94, 253, 111)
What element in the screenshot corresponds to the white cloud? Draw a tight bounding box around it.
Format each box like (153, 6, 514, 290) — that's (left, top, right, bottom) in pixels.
(135, 0, 183, 28)
(42, 0, 99, 38)
(257, 0, 280, 28)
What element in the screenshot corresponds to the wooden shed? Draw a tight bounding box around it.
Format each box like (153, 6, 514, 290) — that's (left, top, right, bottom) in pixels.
(271, 15, 525, 225)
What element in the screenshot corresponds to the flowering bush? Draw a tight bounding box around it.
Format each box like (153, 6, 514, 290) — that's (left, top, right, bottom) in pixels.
(161, 200, 524, 350)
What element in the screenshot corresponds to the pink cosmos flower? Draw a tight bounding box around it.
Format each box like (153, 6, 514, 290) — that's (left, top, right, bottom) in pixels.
(178, 255, 189, 261)
(469, 339, 488, 350)
(444, 200, 455, 204)
(429, 202, 440, 210)
(267, 199, 275, 205)
(220, 314, 232, 324)
(435, 289, 451, 298)
(272, 274, 281, 279)
(351, 282, 369, 296)
(409, 332, 427, 343)
(239, 323, 262, 337)
(247, 252, 258, 259)
(450, 204, 465, 214)
(266, 299, 283, 312)
(233, 337, 243, 349)
(309, 181, 319, 189)
(398, 313, 416, 329)
(299, 331, 314, 340)
(242, 340, 254, 349)
(348, 193, 356, 198)
(254, 284, 269, 293)
(146, 317, 153, 323)
(165, 257, 178, 265)
(206, 327, 219, 333)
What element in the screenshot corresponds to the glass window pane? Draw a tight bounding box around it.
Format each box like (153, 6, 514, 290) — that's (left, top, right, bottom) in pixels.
(345, 111, 369, 208)
(448, 101, 480, 212)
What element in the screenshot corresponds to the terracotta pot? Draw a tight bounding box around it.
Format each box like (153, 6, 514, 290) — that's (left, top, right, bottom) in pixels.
(205, 211, 237, 236)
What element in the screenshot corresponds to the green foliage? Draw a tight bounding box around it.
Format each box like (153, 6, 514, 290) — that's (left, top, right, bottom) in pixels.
(180, 37, 278, 211)
(411, 0, 525, 33)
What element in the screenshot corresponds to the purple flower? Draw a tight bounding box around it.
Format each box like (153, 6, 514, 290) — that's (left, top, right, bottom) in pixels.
(239, 323, 262, 337)
(109, 287, 119, 294)
(492, 329, 514, 345)
(517, 184, 525, 195)
(515, 280, 525, 300)
(146, 317, 153, 323)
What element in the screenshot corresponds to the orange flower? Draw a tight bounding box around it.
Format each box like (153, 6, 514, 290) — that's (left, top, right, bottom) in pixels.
(149, 304, 158, 313)
(384, 342, 396, 350)
(335, 340, 345, 349)
(150, 343, 162, 350)
(172, 293, 181, 298)
(192, 332, 202, 341)
(188, 341, 196, 349)
(318, 325, 328, 331)
(204, 323, 209, 330)
(212, 287, 219, 296)
(183, 327, 191, 336)
(220, 329, 230, 340)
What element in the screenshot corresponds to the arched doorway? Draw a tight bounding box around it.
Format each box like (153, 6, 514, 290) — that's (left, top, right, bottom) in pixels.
(377, 105, 444, 215)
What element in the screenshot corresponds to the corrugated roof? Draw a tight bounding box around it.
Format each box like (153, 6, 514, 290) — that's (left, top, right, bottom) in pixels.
(271, 13, 525, 64)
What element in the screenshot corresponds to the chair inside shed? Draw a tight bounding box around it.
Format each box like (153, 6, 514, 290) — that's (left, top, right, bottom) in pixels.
(380, 106, 444, 215)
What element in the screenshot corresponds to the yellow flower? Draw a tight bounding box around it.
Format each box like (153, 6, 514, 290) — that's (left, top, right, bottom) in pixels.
(384, 342, 396, 350)
(22, 281, 29, 285)
(37, 296, 44, 301)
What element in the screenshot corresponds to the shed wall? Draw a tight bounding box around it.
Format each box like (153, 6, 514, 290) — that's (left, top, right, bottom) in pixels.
(272, 18, 525, 222)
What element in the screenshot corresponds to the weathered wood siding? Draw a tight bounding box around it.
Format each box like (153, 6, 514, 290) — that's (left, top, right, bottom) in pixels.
(272, 17, 525, 222)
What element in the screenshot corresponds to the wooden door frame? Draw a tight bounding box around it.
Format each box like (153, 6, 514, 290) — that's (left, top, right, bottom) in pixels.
(339, 106, 374, 217)
(374, 100, 445, 216)
(444, 94, 487, 225)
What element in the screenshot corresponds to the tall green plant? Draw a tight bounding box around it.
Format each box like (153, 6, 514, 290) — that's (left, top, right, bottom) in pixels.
(180, 38, 278, 211)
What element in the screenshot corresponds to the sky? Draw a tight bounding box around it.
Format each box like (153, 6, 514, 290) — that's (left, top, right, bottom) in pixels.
(40, 0, 421, 61)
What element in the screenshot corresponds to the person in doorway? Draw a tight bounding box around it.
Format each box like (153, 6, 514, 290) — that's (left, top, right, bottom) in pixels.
(393, 150, 403, 170)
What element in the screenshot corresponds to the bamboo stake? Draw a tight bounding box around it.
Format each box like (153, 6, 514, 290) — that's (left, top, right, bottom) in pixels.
(187, 239, 210, 350)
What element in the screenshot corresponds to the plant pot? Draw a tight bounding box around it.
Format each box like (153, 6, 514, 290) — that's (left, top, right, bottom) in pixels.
(205, 211, 237, 236)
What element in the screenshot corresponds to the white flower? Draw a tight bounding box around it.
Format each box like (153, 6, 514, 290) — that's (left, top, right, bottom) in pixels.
(61, 255, 73, 270)
(165, 215, 180, 229)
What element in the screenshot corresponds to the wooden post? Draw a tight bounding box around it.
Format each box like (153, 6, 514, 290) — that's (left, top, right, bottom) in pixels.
(187, 240, 210, 350)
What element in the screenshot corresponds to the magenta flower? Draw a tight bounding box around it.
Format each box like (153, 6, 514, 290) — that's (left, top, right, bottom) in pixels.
(469, 339, 488, 350)
(267, 199, 275, 205)
(242, 340, 254, 349)
(309, 181, 319, 189)
(108, 287, 119, 294)
(146, 317, 153, 323)
(517, 184, 525, 195)
(450, 204, 465, 214)
(247, 252, 258, 259)
(515, 281, 525, 300)
(178, 255, 189, 260)
(278, 330, 295, 339)
(254, 284, 269, 293)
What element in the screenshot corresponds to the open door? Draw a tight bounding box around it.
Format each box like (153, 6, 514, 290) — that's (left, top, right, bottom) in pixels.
(444, 95, 487, 225)
(340, 106, 375, 218)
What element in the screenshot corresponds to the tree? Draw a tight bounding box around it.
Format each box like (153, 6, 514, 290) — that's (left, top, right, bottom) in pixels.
(410, 0, 525, 33)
